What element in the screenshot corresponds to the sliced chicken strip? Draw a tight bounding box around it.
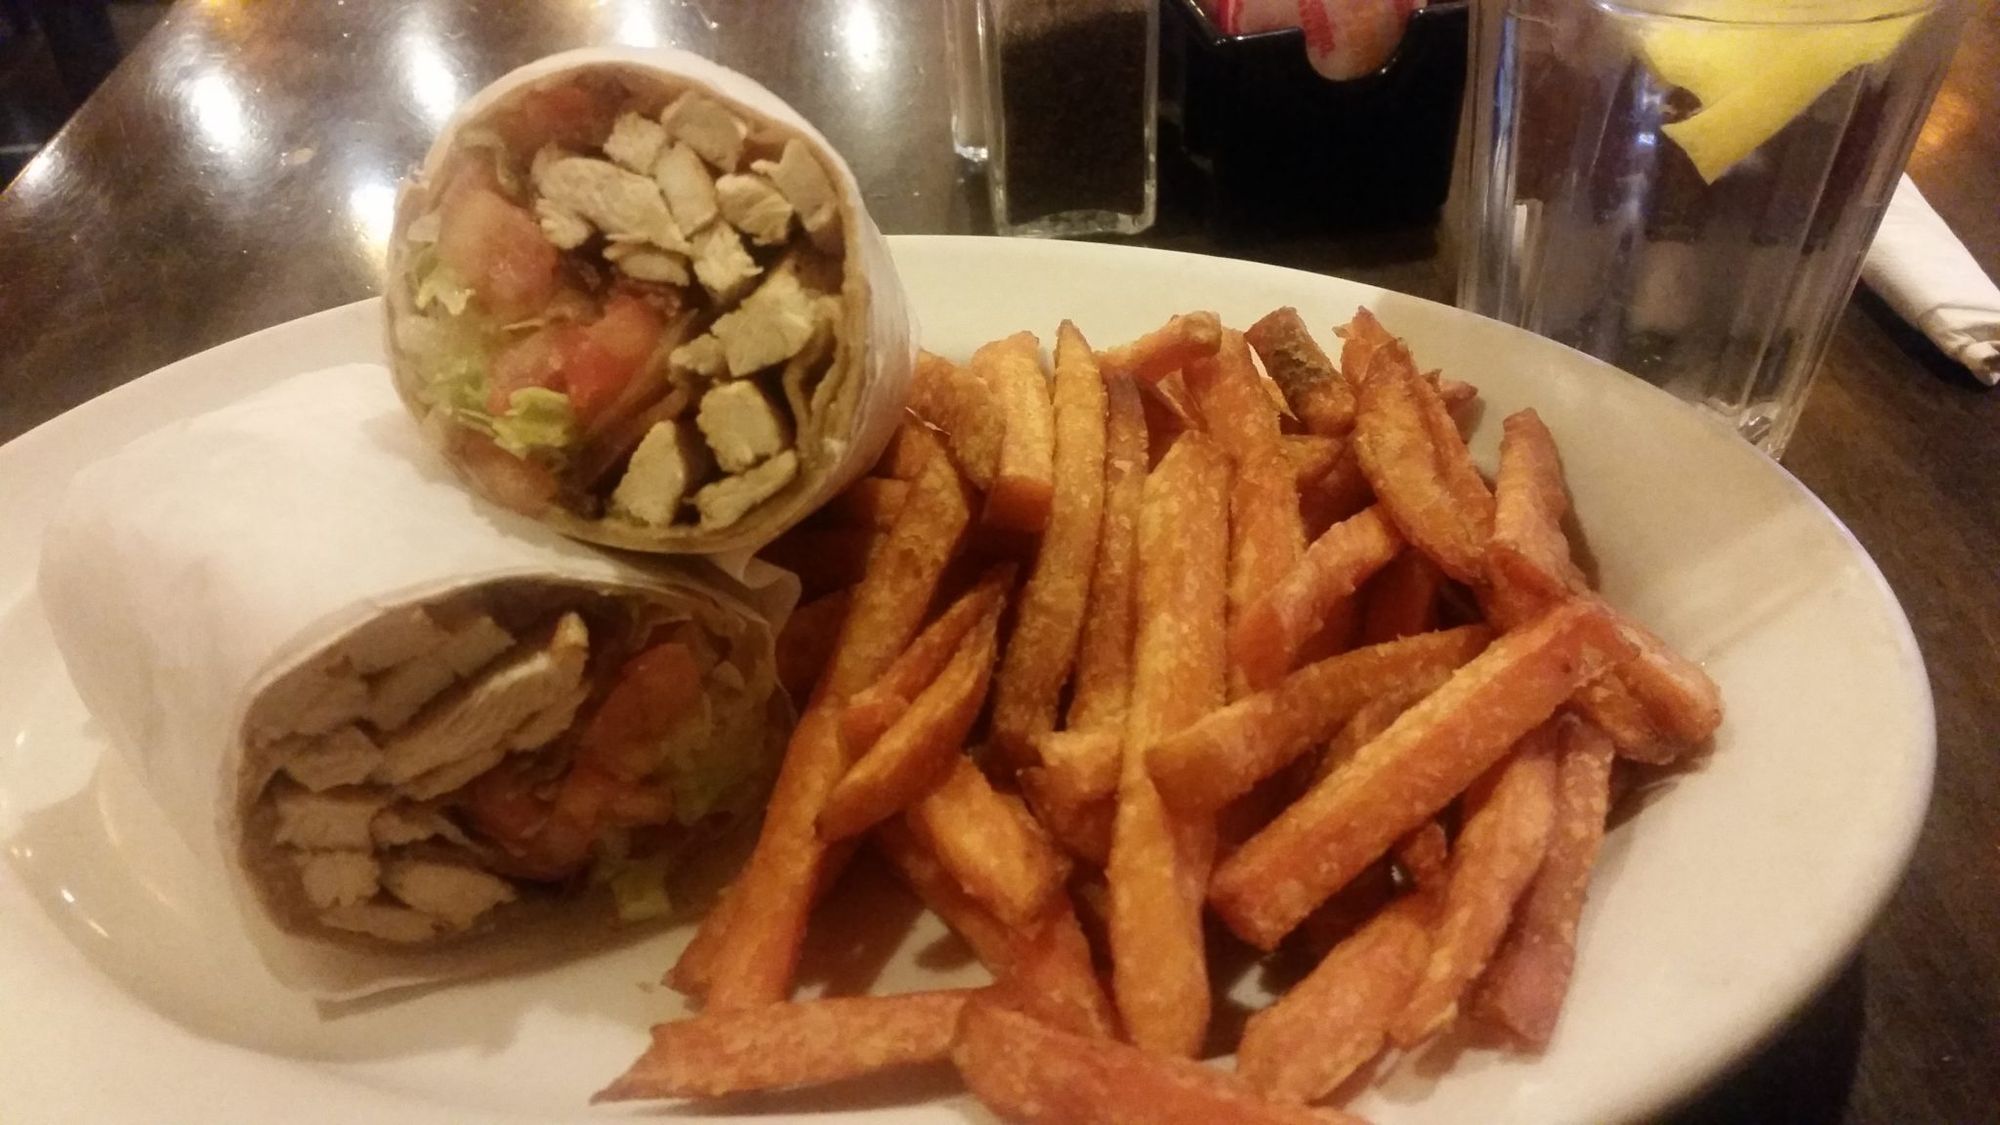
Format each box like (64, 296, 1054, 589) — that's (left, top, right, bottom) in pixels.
(696, 449, 799, 530)
(371, 803, 471, 848)
(278, 725, 384, 792)
(715, 172, 794, 246)
(532, 155, 688, 252)
(603, 112, 667, 174)
(660, 92, 747, 171)
(710, 267, 821, 376)
(611, 420, 709, 529)
(274, 786, 389, 851)
(374, 613, 590, 786)
(365, 615, 514, 732)
(752, 139, 840, 252)
(342, 607, 451, 676)
(698, 380, 792, 473)
(653, 142, 718, 233)
(295, 850, 381, 911)
(382, 858, 518, 931)
(690, 223, 760, 303)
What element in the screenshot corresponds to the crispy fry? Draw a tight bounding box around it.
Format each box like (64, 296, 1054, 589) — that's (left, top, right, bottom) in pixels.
(1394, 820, 1451, 894)
(1487, 410, 1722, 760)
(1281, 434, 1345, 488)
(1210, 601, 1633, 949)
(1153, 625, 1495, 814)
(1067, 373, 1149, 733)
(1299, 440, 1375, 538)
(701, 435, 973, 1009)
(1246, 306, 1356, 437)
(952, 1001, 1361, 1125)
(664, 876, 742, 996)
(972, 332, 1056, 534)
(1437, 376, 1479, 409)
(1353, 348, 1492, 583)
(1238, 893, 1432, 1103)
(1187, 330, 1307, 698)
(776, 589, 851, 703)
(1360, 549, 1445, 645)
(992, 321, 1110, 763)
(875, 821, 1116, 1037)
(596, 989, 983, 1101)
(1391, 728, 1559, 1047)
(1335, 307, 1398, 388)
(841, 567, 1013, 751)
(1230, 505, 1406, 691)
(878, 419, 936, 479)
(911, 349, 1005, 490)
(822, 476, 912, 531)
(1473, 714, 1616, 1049)
(907, 757, 1071, 928)
(1141, 372, 1202, 449)
(1311, 677, 1449, 785)
(1108, 432, 1229, 1058)
(820, 606, 1001, 841)
(1035, 727, 1123, 807)
(1021, 766, 1116, 866)
(1095, 310, 1224, 384)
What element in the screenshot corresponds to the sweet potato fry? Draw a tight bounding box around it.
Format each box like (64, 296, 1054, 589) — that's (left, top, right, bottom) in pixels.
(1473, 714, 1615, 1049)
(1311, 677, 1449, 786)
(1352, 349, 1491, 583)
(1020, 766, 1116, 867)
(1246, 306, 1356, 437)
(1035, 728, 1123, 807)
(1391, 728, 1559, 1048)
(1299, 441, 1375, 537)
(1237, 893, 1433, 1103)
(1209, 600, 1633, 949)
(1153, 625, 1492, 814)
(1186, 330, 1307, 697)
(820, 605, 1001, 841)
(700, 435, 973, 1009)
(1335, 306, 1397, 389)
(877, 419, 935, 479)
(972, 331, 1056, 534)
(1281, 433, 1345, 488)
(1095, 310, 1224, 384)
(907, 757, 1071, 928)
(1108, 432, 1229, 1057)
(1359, 549, 1445, 645)
(822, 476, 911, 531)
(1230, 504, 1406, 691)
(595, 989, 983, 1101)
(992, 321, 1110, 763)
(1140, 372, 1202, 449)
(841, 566, 1013, 751)
(776, 589, 851, 703)
(1067, 373, 1149, 733)
(875, 821, 1115, 1037)
(663, 876, 742, 996)
(952, 1001, 1361, 1125)
(911, 349, 1005, 490)
(1486, 410, 1722, 759)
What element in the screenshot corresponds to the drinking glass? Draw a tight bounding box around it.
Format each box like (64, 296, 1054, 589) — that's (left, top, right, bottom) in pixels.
(1458, 0, 1969, 455)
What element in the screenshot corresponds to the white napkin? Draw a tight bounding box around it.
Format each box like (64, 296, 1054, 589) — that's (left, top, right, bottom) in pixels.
(1862, 174, 2000, 384)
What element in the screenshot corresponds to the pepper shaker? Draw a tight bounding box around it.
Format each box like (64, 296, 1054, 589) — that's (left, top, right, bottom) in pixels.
(979, 0, 1158, 237)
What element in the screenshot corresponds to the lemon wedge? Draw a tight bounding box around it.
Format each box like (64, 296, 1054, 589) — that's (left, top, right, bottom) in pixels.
(1638, 4, 1923, 182)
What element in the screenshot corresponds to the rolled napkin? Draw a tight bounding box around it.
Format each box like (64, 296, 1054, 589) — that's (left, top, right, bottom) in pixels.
(1863, 174, 2000, 385)
(384, 47, 916, 555)
(38, 365, 794, 995)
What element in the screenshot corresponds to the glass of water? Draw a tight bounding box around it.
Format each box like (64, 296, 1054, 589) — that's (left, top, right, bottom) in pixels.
(1457, 0, 1969, 455)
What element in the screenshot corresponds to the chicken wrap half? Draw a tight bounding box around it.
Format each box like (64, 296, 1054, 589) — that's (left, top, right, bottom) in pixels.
(38, 365, 795, 994)
(385, 47, 915, 555)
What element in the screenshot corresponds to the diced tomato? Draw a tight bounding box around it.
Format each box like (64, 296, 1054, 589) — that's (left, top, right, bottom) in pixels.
(577, 641, 705, 780)
(487, 328, 563, 414)
(558, 296, 665, 424)
(495, 82, 610, 153)
(436, 185, 558, 321)
(453, 428, 559, 514)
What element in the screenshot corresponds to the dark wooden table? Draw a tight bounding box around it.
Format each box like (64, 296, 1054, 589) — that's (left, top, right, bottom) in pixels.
(2, 1, 1994, 1121)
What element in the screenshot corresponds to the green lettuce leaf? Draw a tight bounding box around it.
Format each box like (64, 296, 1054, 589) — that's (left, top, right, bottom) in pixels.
(490, 387, 576, 458)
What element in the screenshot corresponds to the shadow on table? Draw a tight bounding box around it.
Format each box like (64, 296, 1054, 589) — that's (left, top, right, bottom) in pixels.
(1663, 957, 1867, 1124)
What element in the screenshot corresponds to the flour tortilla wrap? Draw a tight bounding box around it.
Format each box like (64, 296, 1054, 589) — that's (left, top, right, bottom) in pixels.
(38, 365, 796, 996)
(384, 46, 916, 556)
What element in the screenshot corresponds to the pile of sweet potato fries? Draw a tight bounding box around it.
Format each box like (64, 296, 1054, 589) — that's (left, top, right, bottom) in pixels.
(594, 305, 1723, 1122)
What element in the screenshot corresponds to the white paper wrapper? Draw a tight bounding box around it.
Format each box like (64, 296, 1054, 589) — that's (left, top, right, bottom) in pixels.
(384, 46, 917, 557)
(37, 365, 797, 996)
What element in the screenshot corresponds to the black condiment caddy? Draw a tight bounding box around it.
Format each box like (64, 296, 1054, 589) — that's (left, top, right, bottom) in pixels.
(1159, 0, 1469, 237)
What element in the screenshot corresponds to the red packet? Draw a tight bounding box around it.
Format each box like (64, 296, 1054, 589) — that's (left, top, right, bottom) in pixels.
(1207, 0, 1423, 80)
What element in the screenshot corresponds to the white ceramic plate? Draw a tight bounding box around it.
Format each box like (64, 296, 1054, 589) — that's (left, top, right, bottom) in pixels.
(0, 236, 1931, 1124)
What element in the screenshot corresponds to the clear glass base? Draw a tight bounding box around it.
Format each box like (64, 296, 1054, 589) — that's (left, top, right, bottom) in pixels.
(991, 205, 1155, 239)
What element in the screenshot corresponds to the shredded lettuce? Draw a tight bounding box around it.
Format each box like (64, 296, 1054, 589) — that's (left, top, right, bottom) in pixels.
(490, 388, 576, 458)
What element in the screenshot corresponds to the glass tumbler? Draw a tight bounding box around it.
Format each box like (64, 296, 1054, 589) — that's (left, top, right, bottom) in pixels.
(979, 0, 1158, 238)
(1457, 0, 1969, 455)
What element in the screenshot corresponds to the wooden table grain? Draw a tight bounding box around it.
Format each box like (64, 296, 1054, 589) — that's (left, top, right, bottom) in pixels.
(1, 1, 1995, 1121)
